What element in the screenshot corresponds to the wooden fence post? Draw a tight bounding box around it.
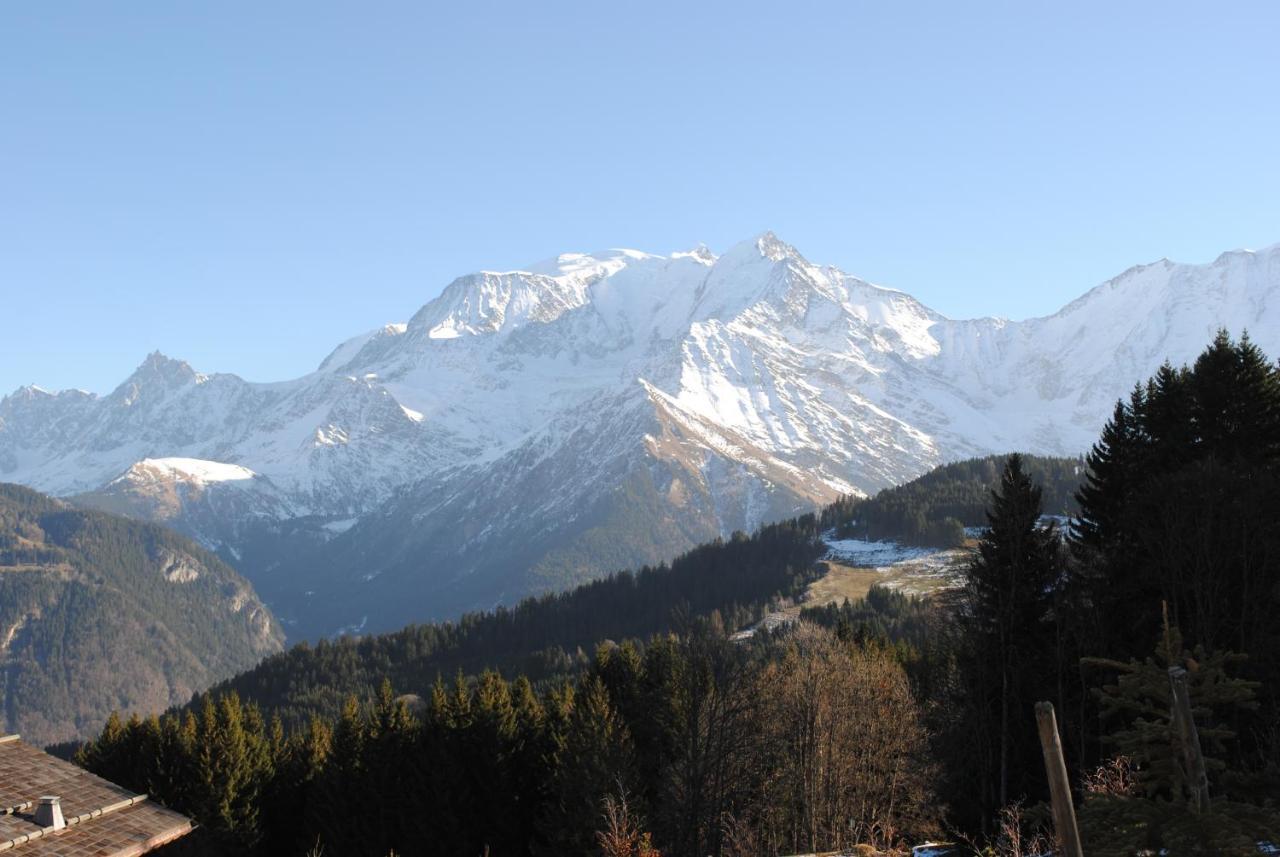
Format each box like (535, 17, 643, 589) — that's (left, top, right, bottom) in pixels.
(1035, 701, 1084, 857)
(1168, 666, 1211, 813)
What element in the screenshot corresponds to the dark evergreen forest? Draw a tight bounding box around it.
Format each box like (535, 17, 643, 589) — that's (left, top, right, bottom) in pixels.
(822, 453, 1083, 547)
(74, 331, 1280, 855)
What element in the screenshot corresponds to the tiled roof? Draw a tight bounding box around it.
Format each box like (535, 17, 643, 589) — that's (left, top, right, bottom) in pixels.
(0, 735, 191, 856)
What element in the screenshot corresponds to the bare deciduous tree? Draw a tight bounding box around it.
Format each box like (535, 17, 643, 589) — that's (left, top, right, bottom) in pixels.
(753, 624, 939, 853)
(597, 783, 661, 857)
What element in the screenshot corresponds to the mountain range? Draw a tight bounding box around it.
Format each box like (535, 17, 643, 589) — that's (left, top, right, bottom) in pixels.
(2, 233, 1277, 638)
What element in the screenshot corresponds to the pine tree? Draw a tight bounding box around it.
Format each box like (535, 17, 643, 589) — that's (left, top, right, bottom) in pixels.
(962, 453, 1063, 811)
(509, 675, 549, 852)
(77, 710, 127, 785)
(308, 694, 366, 853)
(1073, 400, 1136, 559)
(1073, 331, 1280, 665)
(365, 679, 416, 855)
(1188, 329, 1280, 462)
(262, 715, 331, 856)
(537, 675, 636, 856)
(190, 693, 271, 851)
(1079, 625, 1279, 855)
(468, 671, 519, 854)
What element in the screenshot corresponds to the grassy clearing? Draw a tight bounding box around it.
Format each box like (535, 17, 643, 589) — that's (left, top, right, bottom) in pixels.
(794, 550, 968, 614)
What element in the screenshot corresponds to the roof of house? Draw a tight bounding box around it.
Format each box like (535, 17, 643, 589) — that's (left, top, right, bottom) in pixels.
(0, 735, 191, 856)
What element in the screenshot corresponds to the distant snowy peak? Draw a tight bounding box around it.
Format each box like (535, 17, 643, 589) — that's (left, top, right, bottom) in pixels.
(723, 231, 801, 264)
(113, 457, 258, 487)
(400, 233, 811, 345)
(524, 246, 665, 279)
(1049, 241, 1280, 322)
(670, 244, 717, 265)
(407, 246, 688, 342)
(318, 324, 407, 373)
(1018, 240, 1280, 385)
(410, 270, 593, 340)
(111, 351, 205, 398)
(79, 454, 305, 551)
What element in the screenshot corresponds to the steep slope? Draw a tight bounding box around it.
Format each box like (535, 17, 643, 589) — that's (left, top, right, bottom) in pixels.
(0, 483, 284, 746)
(1, 234, 1277, 636)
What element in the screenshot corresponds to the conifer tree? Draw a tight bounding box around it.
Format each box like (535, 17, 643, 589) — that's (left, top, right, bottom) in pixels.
(262, 715, 331, 856)
(190, 693, 272, 851)
(308, 694, 366, 853)
(509, 675, 550, 852)
(364, 679, 416, 855)
(77, 710, 128, 786)
(1073, 331, 1280, 676)
(962, 453, 1063, 811)
(1079, 625, 1279, 855)
(468, 671, 520, 854)
(537, 675, 636, 856)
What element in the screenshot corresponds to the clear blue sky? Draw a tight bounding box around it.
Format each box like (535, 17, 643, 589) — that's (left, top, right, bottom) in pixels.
(3, 2, 1279, 395)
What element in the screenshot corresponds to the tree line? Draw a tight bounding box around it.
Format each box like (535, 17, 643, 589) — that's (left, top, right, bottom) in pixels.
(81, 619, 938, 856)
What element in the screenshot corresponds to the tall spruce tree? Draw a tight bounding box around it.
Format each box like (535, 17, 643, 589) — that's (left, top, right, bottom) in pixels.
(1073, 330, 1280, 670)
(962, 453, 1063, 811)
(537, 675, 636, 856)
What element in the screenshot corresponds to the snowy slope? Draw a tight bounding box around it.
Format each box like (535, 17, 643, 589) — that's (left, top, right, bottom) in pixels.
(2, 233, 1277, 635)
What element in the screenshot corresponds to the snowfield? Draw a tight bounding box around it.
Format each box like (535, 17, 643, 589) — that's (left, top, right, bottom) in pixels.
(823, 536, 940, 567)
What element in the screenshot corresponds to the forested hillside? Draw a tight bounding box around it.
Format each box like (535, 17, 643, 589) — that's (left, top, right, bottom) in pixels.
(0, 484, 284, 746)
(74, 332, 1280, 857)
(198, 518, 825, 728)
(823, 453, 1083, 546)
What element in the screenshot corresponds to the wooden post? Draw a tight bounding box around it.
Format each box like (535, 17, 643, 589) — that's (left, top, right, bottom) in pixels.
(1168, 666, 1211, 813)
(1035, 701, 1084, 857)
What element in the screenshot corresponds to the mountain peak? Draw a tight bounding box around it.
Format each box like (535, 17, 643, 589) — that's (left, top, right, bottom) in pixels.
(408, 269, 593, 340)
(671, 243, 717, 265)
(137, 350, 195, 374)
(9, 384, 54, 400)
(108, 351, 201, 402)
(524, 247, 656, 280)
(114, 456, 258, 487)
(718, 231, 802, 267)
(1214, 242, 1280, 264)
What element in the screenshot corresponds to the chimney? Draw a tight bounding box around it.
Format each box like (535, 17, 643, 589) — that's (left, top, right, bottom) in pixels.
(34, 796, 65, 830)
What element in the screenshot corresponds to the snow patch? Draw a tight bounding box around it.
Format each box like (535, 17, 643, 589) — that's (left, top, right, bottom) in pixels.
(123, 457, 257, 485)
(321, 517, 358, 534)
(823, 537, 938, 566)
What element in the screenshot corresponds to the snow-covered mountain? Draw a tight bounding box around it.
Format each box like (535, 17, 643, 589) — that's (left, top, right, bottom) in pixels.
(3, 233, 1277, 637)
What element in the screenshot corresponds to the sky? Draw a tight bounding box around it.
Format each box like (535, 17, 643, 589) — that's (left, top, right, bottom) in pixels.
(3, 2, 1279, 395)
